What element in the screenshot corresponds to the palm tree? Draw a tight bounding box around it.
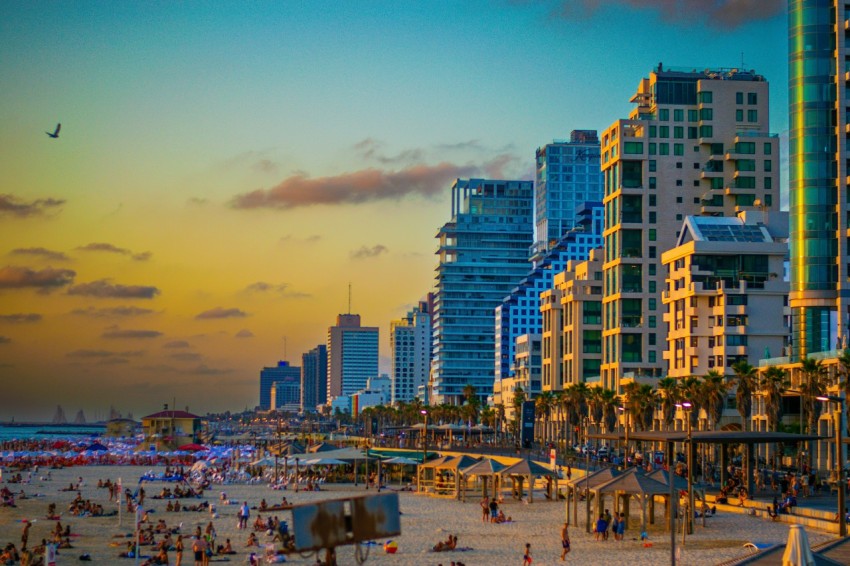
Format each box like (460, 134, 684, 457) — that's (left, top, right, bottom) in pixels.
(535, 391, 554, 444)
(565, 383, 590, 447)
(657, 377, 680, 431)
(836, 348, 850, 435)
(679, 376, 703, 430)
(598, 389, 620, 434)
(511, 386, 526, 438)
(799, 356, 828, 463)
(760, 365, 789, 471)
(701, 370, 729, 430)
(732, 360, 758, 432)
(623, 382, 659, 431)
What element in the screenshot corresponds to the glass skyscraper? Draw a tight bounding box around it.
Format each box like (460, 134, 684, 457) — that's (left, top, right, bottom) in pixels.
(430, 178, 534, 405)
(535, 130, 603, 248)
(788, 0, 847, 357)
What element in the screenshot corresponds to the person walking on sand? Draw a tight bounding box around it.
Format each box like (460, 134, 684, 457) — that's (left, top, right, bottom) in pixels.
(560, 522, 571, 560)
(480, 496, 490, 522)
(239, 501, 250, 529)
(523, 542, 532, 565)
(174, 535, 183, 566)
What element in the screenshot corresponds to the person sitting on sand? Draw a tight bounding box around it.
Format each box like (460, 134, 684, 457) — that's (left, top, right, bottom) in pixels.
(217, 539, 236, 555)
(253, 514, 265, 531)
(245, 532, 258, 547)
(259, 498, 268, 511)
(433, 535, 457, 552)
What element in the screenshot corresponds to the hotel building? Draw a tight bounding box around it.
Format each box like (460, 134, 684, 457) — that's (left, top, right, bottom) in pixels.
(327, 314, 379, 399)
(430, 178, 534, 405)
(599, 65, 779, 391)
(390, 300, 432, 403)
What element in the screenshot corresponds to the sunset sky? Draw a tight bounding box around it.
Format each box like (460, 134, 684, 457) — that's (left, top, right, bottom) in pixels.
(0, 1, 787, 421)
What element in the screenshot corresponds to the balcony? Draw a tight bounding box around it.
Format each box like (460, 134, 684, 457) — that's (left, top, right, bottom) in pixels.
(724, 304, 747, 316)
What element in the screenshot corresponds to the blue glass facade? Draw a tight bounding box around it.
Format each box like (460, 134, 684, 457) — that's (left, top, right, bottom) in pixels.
(431, 179, 534, 404)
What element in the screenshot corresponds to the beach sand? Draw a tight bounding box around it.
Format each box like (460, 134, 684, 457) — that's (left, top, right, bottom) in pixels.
(0, 465, 837, 565)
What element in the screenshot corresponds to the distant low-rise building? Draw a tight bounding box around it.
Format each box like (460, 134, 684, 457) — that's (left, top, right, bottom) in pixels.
(140, 408, 203, 451)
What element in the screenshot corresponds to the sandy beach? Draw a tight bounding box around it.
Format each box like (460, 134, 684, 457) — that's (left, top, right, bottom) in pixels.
(0, 465, 838, 565)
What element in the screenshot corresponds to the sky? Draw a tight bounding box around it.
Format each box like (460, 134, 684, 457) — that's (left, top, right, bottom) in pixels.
(0, 0, 788, 421)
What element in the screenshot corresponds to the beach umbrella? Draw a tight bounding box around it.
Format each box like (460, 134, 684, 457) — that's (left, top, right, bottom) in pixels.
(86, 442, 108, 451)
(303, 457, 347, 466)
(178, 443, 208, 452)
(781, 525, 815, 565)
(383, 456, 420, 465)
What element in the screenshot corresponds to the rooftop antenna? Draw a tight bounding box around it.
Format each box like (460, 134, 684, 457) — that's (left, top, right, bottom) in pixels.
(741, 51, 745, 69)
(283, 336, 287, 360)
(348, 282, 352, 314)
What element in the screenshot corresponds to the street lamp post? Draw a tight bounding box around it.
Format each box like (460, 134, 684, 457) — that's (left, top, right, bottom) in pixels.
(584, 416, 592, 534)
(618, 406, 629, 466)
(816, 395, 846, 537)
(419, 409, 428, 489)
(676, 401, 694, 543)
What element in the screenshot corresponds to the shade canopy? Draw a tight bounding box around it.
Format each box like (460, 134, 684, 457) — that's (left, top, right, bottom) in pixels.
(461, 457, 507, 476)
(500, 459, 557, 477)
(593, 468, 670, 496)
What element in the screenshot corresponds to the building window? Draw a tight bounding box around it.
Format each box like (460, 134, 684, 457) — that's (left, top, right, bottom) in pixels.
(659, 109, 670, 121)
(764, 142, 772, 155)
(688, 109, 698, 122)
(624, 142, 643, 154)
(648, 229, 656, 241)
(764, 160, 772, 172)
(649, 177, 657, 189)
(660, 126, 670, 138)
(699, 125, 713, 137)
(747, 92, 757, 104)
(676, 196, 683, 203)
(649, 194, 657, 206)
(736, 109, 744, 122)
(747, 109, 758, 122)
(649, 160, 656, 172)
(699, 108, 713, 120)
(674, 126, 684, 139)
(676, 162, 683, 169)
(649, 143, 657, 155)
(649, 246, 656, 258)
(698, 91, 713, 103)
(736, 92, 743, 104)
(688, 127, 698, 139)
(649, 125, 657, 137)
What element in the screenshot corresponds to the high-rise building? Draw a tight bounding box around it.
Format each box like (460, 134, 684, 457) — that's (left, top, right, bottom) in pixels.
(495, 203, 603, 389)
(599, 65, 779, 391)
(301, 344, 328, 412)
(539, 249, 605, 392)
(390, 299, 432, 404)
(259, 360, 300, 411)
(535, 130, 603, 249)
(662, 212, 789, 378)
(327, 314, 379, 399)
(788, 1, 848, 357)
(431, 178, 534, 405)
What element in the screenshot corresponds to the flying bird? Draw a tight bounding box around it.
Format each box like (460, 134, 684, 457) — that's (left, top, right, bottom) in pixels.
(46, 123, 61, 138)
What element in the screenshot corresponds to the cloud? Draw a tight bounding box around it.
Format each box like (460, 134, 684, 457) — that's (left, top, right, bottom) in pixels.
(195, 307, 248, 320)
(169, 352, 203, 361)
(0, 313, 42, 323)
(70, 306, 155, 318)
(187, 197, 209, 206)
(230, 162, 479, 210)
(66, 349, 144, 358)
(9, 247, 70, 261)
(279, 234, 321, 245)
(67, 279, 160, 299)
(78, 242, 152, 261)
(188, 364, 233, 375)
(252, 159, 278, 174)
(235, 329, 254, 338)
(97, 357, 131, 365)
(0, 194, 65, 218)
(353, 139, 425, 164)
(482, 153, 524, 179)
(101, 328, 163, 339)
(163, 340, 190, 349)
(0, 266, 75, 290)
(544, 0, 782, 28)
(241, 281, 310, 299)
(0, 336, 10, 344)
(350, 244, 388, 260)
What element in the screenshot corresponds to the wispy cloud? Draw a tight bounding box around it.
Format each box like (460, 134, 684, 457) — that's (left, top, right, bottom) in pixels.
(68, 279, 160, 299)
(235, 329, 254, 338)
(139, 363, 233, 375)
(0, 194, 65, 218)
(353, 138, 425, 164)
(0, 266, 75, 290)
(77, 242, 152, 261)
(70, 306, 155, 318)
(230, 162, 478, 210)
(542, 0, 782, 28)
(187, 197, 209, 206)
(163, 340, 191, 349)
(350, 244, 388, 260)
(169, 352, 203, 361)
(0, 336, 11, 344)
(0, 313, 42, 323)
(279, 234, 321, 245)
(101, 327, 163, 339)
(241, 281, 311, 299)
(10, 247, 70, 261)
(195, 307, 248, 320)
(67, 349, 144, 358)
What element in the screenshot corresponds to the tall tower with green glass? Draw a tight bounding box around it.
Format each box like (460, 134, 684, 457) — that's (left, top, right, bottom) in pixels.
(789, 0, 846, 358)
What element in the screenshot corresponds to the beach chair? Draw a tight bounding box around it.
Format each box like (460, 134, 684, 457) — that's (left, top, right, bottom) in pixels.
(743, 542, 776, 552)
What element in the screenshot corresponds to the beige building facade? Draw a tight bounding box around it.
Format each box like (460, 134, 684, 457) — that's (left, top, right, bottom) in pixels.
(599, 66, 779, 392)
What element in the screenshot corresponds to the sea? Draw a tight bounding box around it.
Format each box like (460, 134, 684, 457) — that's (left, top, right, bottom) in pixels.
(0, 423, 105, 443)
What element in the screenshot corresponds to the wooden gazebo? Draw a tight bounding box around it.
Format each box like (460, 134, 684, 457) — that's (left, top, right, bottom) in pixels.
(499, 459, 559, 503)
(459, 457, 506, 502)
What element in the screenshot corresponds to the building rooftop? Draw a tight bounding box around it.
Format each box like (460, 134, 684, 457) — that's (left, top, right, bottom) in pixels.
(142, 410, 200, 420)
(677, 216, 773, 247)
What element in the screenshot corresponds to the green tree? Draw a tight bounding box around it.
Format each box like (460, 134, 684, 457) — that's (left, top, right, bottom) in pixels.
(732, 360, 758, 432)
(657, 377, 680, 431)
(836, 349, 850, 435)
(701, 370, 729, 430)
